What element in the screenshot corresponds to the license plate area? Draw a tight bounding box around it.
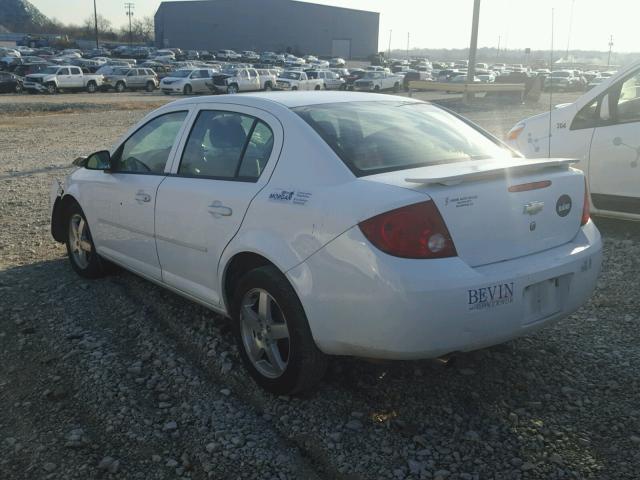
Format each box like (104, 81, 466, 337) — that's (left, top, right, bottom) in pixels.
(522, 274, 571, 325)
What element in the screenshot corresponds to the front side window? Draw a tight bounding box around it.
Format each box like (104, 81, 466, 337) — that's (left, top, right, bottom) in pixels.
(71, 68, 82, 75)
(616, 71, 640, 123)
(112, 111, 188, 174)
(59, 68, 70, 75)
(294, 101, 512, 176)
(179, 111, 274, 181)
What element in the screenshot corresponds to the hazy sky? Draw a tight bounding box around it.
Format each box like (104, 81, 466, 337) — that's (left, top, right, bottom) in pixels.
(29, 0, 636, 52)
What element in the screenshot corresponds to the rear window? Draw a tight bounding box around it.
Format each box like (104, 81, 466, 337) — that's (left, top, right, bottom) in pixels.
(293, 101, 512, 176)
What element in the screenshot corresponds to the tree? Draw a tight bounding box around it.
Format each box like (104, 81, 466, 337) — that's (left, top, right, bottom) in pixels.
(82, 14, 113, 39)
(132, 17, 154, 43)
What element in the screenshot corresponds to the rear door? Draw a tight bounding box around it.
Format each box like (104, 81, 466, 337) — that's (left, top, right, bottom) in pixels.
(588, 68, 640, 217)
(155, 105, 282, 306)
(247, 69, 261, 91)
(88, 109, 191, 280)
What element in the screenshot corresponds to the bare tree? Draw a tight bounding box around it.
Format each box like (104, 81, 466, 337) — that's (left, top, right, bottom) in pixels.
(82, 14, 113, 39)
(132, 16, 155, 43)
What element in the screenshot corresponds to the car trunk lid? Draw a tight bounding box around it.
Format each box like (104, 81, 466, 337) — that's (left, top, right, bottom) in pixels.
(363, 158, 585, 267)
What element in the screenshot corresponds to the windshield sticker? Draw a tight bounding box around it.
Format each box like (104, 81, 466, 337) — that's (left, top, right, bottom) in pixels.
(468, 282, 514, 311)
(268, 189, 312, 206)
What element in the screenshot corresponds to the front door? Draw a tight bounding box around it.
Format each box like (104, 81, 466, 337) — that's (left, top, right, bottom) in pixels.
(589, 69, 640, 217)
(90, 109, 190, 279)
(57, 68, 73, 88)
(69, 67, 84, 88)
(155, 106, 281, 306)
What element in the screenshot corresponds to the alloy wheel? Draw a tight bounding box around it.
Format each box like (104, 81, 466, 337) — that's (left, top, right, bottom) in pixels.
(68, 213, 92, 269)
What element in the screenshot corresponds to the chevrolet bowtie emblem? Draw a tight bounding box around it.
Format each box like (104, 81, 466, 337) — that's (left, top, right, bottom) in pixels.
(523, 201, 544, 215)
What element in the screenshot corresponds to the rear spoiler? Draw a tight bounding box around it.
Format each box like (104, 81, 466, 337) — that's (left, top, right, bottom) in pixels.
(405, 158, 576, 186)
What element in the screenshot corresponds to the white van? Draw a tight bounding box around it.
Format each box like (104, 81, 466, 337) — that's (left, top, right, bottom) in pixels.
(507, 61, 640, 220)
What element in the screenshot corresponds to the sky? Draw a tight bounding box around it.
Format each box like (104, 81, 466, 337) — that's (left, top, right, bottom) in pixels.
(29, 0, 638, 53)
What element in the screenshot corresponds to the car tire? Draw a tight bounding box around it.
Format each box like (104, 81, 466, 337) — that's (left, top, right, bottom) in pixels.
(115, 81, 125, 93)
(145, 81, 155, 92)
(86, 81, 97, 93)
(393, 82, 400, 93)
(64, 202, 106, 279)
(374, 85, 381, 92)
(291, 86, 298, 91)
(183, 84, 192, 95)
(264, 82, 272, 91)
(46, 82, 57, 94)
(231, 266, 328, 395)
(227, 84, 239, 94)
(314, 85, 321, 90)
(14, 83, 23, 93)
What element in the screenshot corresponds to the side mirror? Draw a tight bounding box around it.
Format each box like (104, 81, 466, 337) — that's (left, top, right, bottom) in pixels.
(85, 150, 111, 170)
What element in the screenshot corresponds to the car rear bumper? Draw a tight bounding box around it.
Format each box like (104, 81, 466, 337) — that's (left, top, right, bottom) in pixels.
(287, 221, 602, 359)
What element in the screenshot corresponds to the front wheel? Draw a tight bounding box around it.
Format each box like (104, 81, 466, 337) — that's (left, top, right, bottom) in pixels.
(15, 83, 23, 93)
(264, 83, 272, 91)
(145, 81, 155, 92)
(227, 84, 239, 94)
(86, 81, 97, 93)
(314, 84, 321, 90)
(183, 84, 192, 95)
(65, 203, 106, 279)
(115, 81, 125, 93)
(46, 82, 57, 94)
(393, 82, 400, 93)
(232, 266, 328, 395)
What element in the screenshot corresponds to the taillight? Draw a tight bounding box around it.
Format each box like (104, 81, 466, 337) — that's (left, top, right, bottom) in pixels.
(358, 201, 457, 259)
(581, 178, 590, 226)
(507, 122, 525, 141)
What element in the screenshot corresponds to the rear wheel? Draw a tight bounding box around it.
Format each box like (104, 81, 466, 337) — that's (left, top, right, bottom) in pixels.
(115, 81, 126, 93)
(232, 266, 327, 395)
(291, 86, 298, 91)
(183, 84, 192, 95)
(393, 82, 400, 93)
(145, 81, 155, 92)
(314, 84, 321, 90)
(264, 82, 272, 91)
(86, 81, 97, 93)
(374, 84, 381, 92)
(65, 203, 106, 279)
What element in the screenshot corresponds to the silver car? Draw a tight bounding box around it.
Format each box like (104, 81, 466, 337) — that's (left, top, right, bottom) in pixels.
(103, 68, 159, 93)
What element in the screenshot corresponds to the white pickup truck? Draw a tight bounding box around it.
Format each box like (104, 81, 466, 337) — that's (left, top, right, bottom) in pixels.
(23, 65, 103, 94)
(353, 71, 403, 92)
(275, 71, 324, 91)
(208, 67, 277, 94)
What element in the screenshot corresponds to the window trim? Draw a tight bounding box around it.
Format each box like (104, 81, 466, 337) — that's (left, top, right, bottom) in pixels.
(174, 109, 274, 183)
(110, 109, 190, 175)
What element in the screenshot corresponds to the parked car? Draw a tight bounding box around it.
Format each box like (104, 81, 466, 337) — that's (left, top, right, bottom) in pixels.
(0, 71, 23, 93)
(103, 67, 159, 92)
(241, 51, 260, 62)
(544, 70, 583, 92)
(329, 57, 346, 67)
(353, 71, 403, 92)
(160, 68, 216, 95)
(50, 92, 602, 394)
(216, 50, 241, 61)
(507, 61, 640, 220)
(306, 70, 345, 90)
(208, 67, 268, 94)
(23, 65, 103, 94)
(344, 68, 366, 90)
(275, 71, 323, 90)
(586, 76, 607, 91)
(402, 70, 431, 91)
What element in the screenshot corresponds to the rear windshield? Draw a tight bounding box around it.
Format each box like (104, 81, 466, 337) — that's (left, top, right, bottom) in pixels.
(293, 101, 512, 176)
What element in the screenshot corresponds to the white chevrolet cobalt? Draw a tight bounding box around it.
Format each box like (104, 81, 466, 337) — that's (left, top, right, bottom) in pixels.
(50, 92, 602, 394)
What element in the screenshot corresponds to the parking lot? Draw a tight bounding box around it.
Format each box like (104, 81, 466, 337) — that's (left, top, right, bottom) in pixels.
(1, 91, 639, 480)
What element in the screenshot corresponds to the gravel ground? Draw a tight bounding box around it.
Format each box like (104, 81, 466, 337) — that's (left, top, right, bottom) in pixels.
(1, 93, 639, 479)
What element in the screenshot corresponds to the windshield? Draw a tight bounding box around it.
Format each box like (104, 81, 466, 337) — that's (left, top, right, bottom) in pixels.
(294, 102, 512, 176)
(112, 68, 130, 75)
(363, 72, 382, 79)
(41, 66, 60, 75)
(170, 70, 193, 78)
(551, 71, 571, 78)
(280, 72, 301, 80)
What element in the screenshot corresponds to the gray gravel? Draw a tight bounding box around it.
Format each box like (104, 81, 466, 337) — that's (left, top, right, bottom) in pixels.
(1, 94, 639, 479)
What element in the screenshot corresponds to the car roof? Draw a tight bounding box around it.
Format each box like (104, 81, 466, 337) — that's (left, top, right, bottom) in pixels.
(166, 91, 423, 109)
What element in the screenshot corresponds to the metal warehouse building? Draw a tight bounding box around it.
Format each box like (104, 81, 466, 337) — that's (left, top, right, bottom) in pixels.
(154, 0, 379, 59)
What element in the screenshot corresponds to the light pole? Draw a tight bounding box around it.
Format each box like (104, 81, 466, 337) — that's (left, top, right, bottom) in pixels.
(607, 35, 614, 67)
(125, 2, 135, 47)
(406, 32, 410, 60)
(466, 0, 481, 103)
(387, 29, 392, 60)
(93, 0, 99, 49)
(565, 0, 575, 62)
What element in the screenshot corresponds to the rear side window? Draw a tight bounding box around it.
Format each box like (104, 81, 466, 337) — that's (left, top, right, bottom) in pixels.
(179, 110, 274, 181)
(293, 101, 512, 176)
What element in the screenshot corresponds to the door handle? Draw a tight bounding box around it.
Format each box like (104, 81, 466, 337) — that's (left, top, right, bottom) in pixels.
(208, 201, 232, 217)
(135, 192, 151, 203)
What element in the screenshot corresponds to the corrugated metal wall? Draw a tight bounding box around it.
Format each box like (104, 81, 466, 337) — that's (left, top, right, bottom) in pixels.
(155, 0, 379, 59)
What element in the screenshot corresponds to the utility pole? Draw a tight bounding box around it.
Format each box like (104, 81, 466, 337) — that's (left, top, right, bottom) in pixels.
(607, 35, 614, 66)
(406, 32, 410, 60)
(93, 0, 99, 49)
(387, 29, 392, 60)
(497, 35, 501, 58)
(125, 2, 135, 47)
(466, 0, 481, 103)
(565, 0, 575, 62)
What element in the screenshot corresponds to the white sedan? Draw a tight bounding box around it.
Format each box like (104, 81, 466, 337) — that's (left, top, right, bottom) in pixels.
(507, 61, 640, 220)
(50, 92, 602, 394)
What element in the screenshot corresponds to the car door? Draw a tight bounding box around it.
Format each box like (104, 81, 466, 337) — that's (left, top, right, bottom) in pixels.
(155, 105, 282, 307)
(69, 67, 84, 88)
(588, 68, 640, 217)
(57, 68, 72, 88)
(247, 69, 260, 91)
(127, 69, 141, 88)
(88, 109, 191, 280)
(191, 69, 209, 92)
